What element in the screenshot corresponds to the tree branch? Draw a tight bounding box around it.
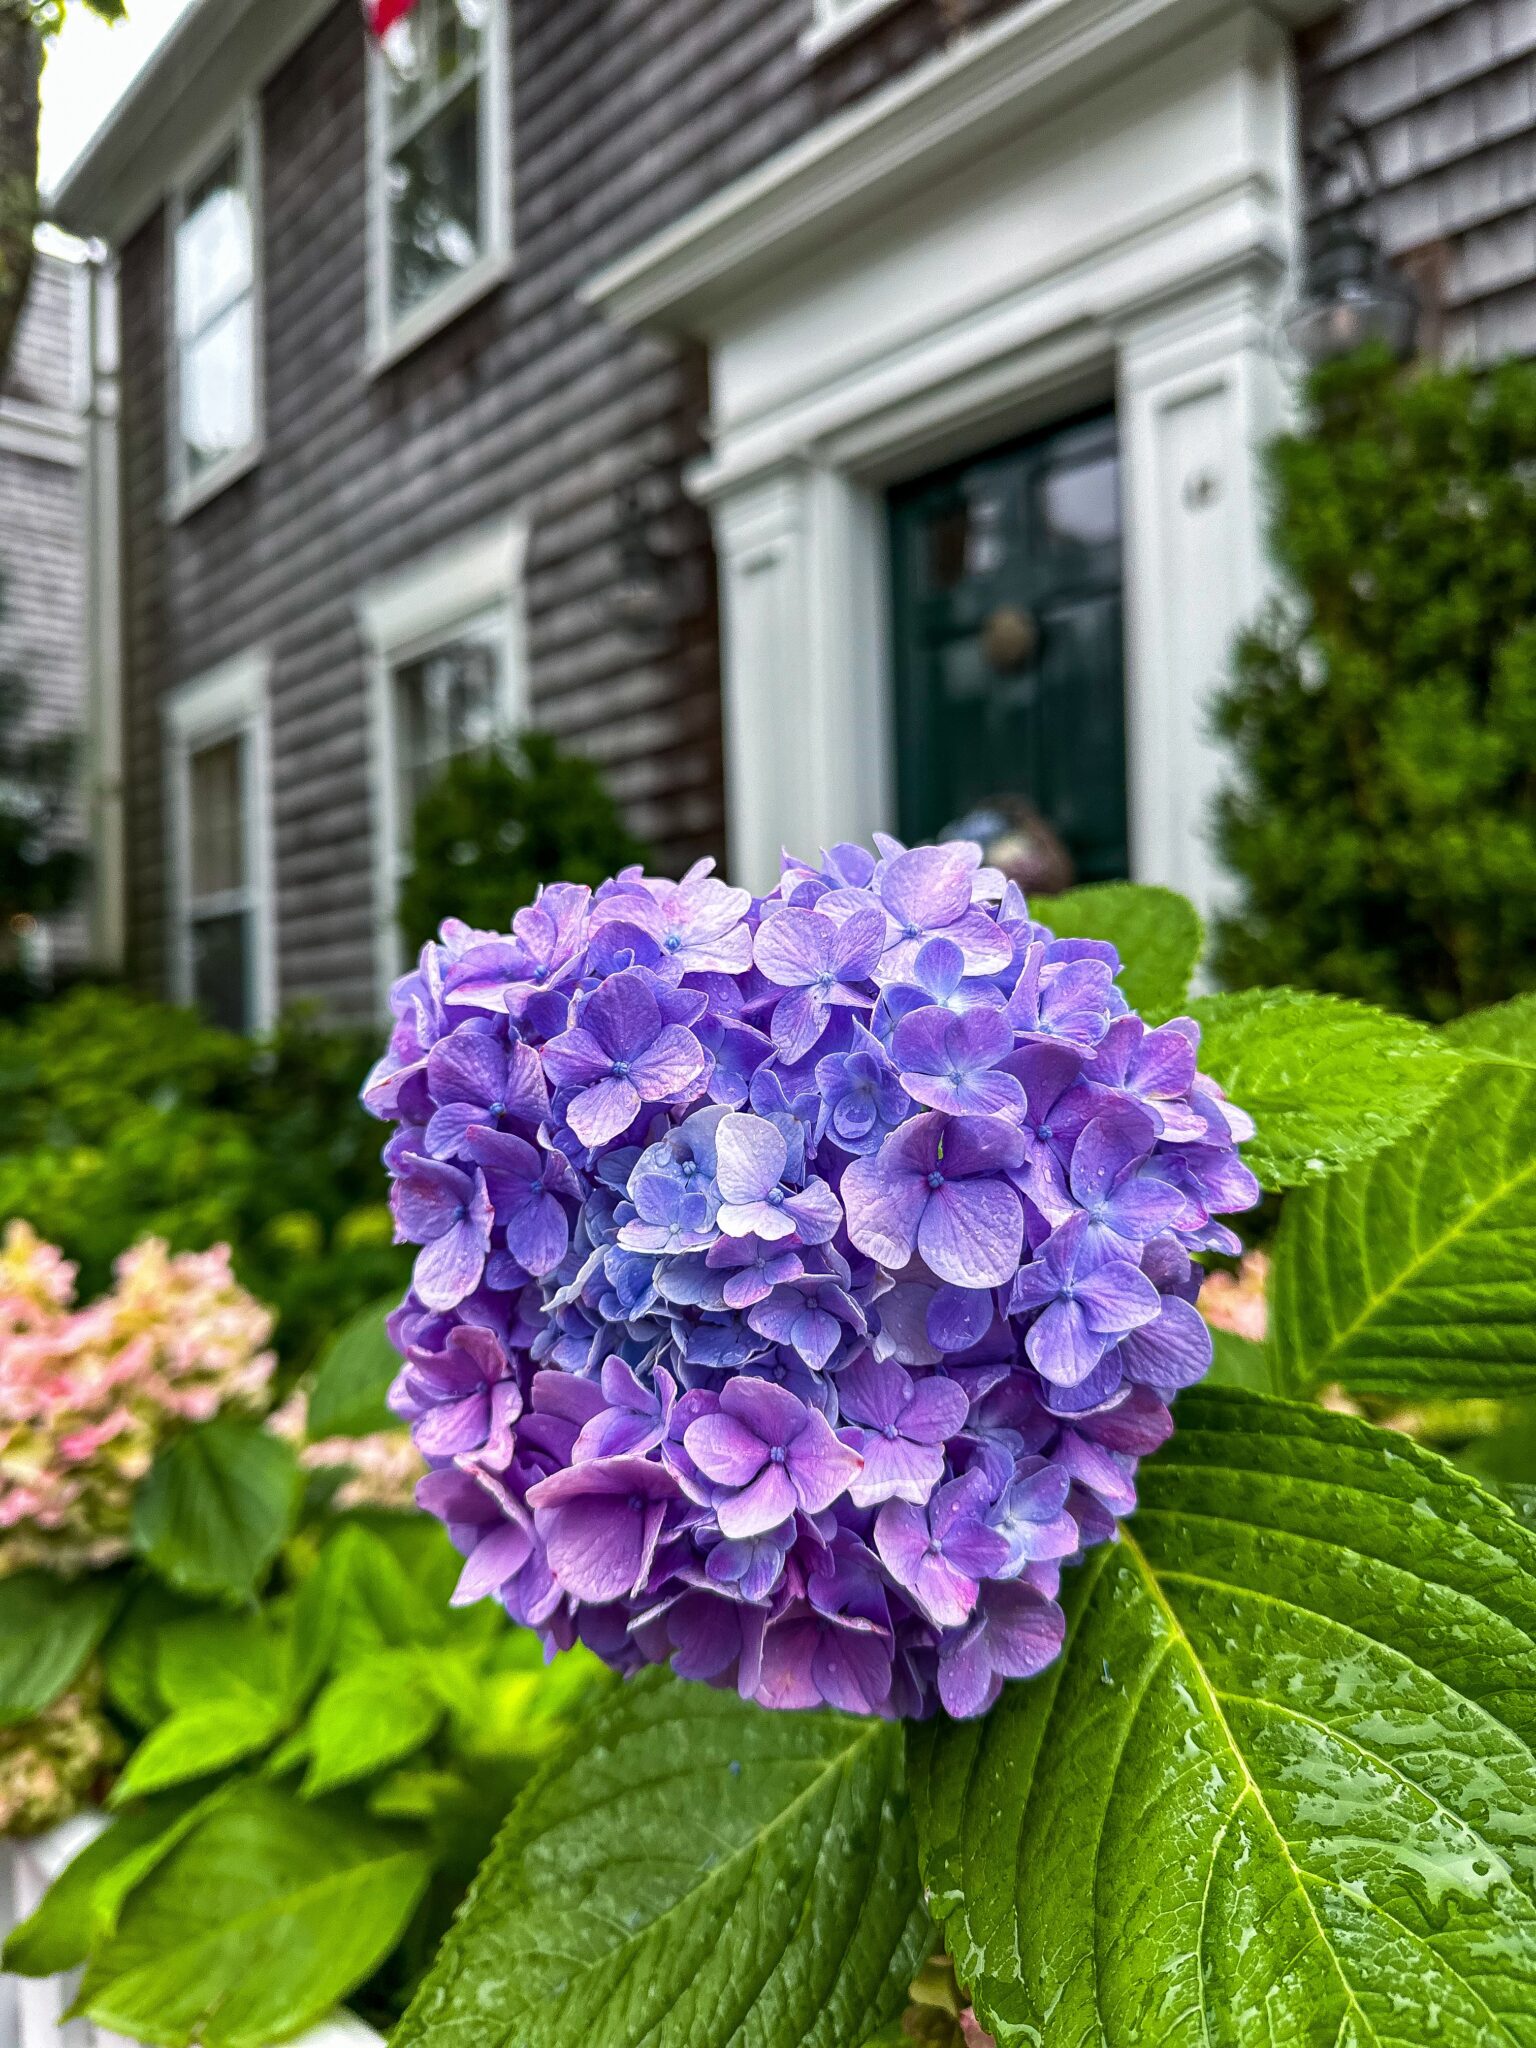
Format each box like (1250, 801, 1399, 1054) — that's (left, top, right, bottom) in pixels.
(0, 0, 42, 384)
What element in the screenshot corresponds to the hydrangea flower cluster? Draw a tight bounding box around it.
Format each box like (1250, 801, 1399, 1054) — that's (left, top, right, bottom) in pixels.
(368, 838, 1258, 1719)
(0, 1224, 275, 1573)
(0, 1671, 122, 1837)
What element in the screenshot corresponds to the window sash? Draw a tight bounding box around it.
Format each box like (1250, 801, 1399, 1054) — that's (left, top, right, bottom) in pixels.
(171, 118, 259, 497)
(388, 610, 506, 864)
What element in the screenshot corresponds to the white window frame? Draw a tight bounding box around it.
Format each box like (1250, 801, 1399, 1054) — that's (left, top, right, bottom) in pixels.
(358, 513, 530, 999)
(163, 649, 277, 1032)
(800, 0, 905, 60)
(365, 0, 515, 375)
(164, 105, 264, 522)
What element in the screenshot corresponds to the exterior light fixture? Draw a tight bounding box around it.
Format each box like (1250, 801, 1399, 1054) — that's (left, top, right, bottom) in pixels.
(1283, 115, 1420, 368)
(607, 479, 702, 638)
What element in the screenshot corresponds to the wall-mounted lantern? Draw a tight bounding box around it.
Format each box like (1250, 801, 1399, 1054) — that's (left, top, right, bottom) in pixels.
(1284, 115, 1419, 368)
(607, 479, 703, 639)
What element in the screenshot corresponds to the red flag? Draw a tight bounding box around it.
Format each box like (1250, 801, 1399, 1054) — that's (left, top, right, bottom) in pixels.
(368, 0, 421, 33)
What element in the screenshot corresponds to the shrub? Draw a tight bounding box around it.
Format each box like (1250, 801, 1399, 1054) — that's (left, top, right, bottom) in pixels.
(396, 733, 648, 951)
(1212, 346, 1536, 1019)
(0, 987, 403, 1373)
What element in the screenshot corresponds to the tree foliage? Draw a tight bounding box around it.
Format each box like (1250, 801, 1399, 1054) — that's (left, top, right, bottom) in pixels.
(397, 735, 648, 951)
(1212, 347, 1536, 1020)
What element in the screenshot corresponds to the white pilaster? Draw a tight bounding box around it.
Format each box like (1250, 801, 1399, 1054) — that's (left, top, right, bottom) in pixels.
(1116, 268, 1289, 914)
(709, 464, 894, 890)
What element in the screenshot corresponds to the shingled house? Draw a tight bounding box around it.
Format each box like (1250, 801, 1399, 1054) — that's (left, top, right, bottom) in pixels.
(50, 0, 1536, 1029)
(0, 249, 88, 978)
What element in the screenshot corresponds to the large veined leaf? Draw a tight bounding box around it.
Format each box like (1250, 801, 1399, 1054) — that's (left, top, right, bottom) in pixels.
(1444, 994, 1536, 1067)
(1030, 883, 1201, 1021)
(132, 1421, 299, 1602)
(395, 1668, 929, 2048)
(1186, 988, 1464, 1189)
(75, 1783, 430, 2048)
(1272, 1052, 1536, 1398)
(0, 1570, 124, 1725)
(909, 1389, 1536, 2048)
(305, 1298, 402, 1439)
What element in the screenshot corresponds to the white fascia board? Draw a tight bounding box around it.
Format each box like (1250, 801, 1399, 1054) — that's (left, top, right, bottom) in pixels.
(583, 0, 1333, 334)
(47, 0, 335, 246)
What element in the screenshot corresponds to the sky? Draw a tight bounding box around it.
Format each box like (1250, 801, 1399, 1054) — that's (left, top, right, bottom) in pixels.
(39, 0, 201, 198)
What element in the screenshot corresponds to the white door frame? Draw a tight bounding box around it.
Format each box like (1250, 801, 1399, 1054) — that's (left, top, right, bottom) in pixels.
(586, 0, 1305, 907)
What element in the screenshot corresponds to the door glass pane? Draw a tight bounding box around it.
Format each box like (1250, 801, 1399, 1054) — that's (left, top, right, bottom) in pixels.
(176, 146, 251, 338)
(388, 79, 483, 318)
(393, 628, 503, 848)
(188, 736, 246, 898)
(190, 910, 250, 1035)
(888, 410, 1128, 886)
(181, 297, 255, 479)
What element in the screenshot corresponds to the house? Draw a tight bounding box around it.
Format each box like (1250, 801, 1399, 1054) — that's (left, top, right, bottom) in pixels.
(49, 0, 1536, 1030)
(0, 248, 88, 979)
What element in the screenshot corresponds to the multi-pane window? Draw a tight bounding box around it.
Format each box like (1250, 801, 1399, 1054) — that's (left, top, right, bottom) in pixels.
(389, 615, 505, 858)
(186, 733, 253, 1034)
(374, 0, 510, 345)
(167, 655, 272, 1036)
(172, 127, 258, 498)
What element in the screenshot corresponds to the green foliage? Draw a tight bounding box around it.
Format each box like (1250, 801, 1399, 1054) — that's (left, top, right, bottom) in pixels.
(1188, 986, 1464, 1189)
(5, 1508, 602, 2035)
(909, 1389, 1536, 2048)
(1029, 881, 1202, 1019)
(394, 1669, 929, 2048)
(397, 733, 648, 951)
(0, 987, 404, 1373)
(74, 1784, 432, 2048)
(0, 574, 86, 1001)
(1213, 348, 1536, 1021)
(1272, 1027, 1536, 1401)
(0, 1571, 122, 1725)
(305, 1299, 401, 1438)
(131, 1422, 300, 1604)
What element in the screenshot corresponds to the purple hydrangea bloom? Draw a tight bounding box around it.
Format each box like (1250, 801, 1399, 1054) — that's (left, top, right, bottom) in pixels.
(369, 839, 1257, 1718)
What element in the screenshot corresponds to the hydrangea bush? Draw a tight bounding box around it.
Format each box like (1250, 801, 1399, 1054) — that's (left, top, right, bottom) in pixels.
(0, 1223, 275, 1573)
(368, 838, 1259, 1719)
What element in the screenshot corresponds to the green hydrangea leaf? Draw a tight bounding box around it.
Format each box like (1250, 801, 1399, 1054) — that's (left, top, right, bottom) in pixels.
(1272, 1053, 1536, 1398)
(2, 1804, 180, 1977)
(305, 1298, 402, 1439)
(1030, 883, 1202, 1020)
(1187, 987, 1465, 1189)
(0, 1571, 124, 1726)
(394, 1668, 929, 2048)
(909, 1388, 1536, 2048)
(74, 1783, 430, 2048)
(109, 1695, 287, 1805)
(300, 1650, 444, 1799)
(289, 1522, 448, 1704)
(1443, 993, 1536, 1067)
(132, 1422, 300, 1603)
(1202, 1326, 1280, 1394)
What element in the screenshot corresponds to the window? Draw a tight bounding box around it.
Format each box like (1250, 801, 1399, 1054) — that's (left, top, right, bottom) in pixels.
(359, 515, 529, 994)
(168, 115, 261, 513)
(369, 0, 512, 366)
(165, 654, 274, 1033)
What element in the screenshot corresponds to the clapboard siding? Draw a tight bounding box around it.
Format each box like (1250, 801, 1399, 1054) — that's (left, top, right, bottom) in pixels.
(111, 0, 1049, 1021)
(1300, 0, 1536, 360)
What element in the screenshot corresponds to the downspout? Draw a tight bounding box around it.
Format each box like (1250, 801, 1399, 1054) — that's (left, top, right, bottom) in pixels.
(79, 242, 124, 975)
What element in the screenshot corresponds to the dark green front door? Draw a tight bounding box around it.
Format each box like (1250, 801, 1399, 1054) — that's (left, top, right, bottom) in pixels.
(888, 409, 1128, 882)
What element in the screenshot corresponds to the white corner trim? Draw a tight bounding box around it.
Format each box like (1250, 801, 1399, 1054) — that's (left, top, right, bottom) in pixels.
(163, 647, 277, 1031)
(365, 0, 515, 372)
(357, 511, 531, 1005)
(799, 0, 906, 62)
(584, 0, 1326, 332)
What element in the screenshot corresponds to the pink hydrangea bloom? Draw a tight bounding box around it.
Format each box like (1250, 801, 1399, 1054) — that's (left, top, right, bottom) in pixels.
(0, 1222, 276, 1572)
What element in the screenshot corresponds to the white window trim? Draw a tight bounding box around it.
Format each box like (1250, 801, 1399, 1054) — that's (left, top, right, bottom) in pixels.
(163, 648, 277, 1032)
(164, 104, 265, 523)
(358, 513, 530, 1001)
(365, 0, 515, 377)
(800, 0, 905, 61)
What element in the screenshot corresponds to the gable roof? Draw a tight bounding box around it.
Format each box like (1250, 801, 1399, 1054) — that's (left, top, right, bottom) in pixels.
(48, 0, 334, 243)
